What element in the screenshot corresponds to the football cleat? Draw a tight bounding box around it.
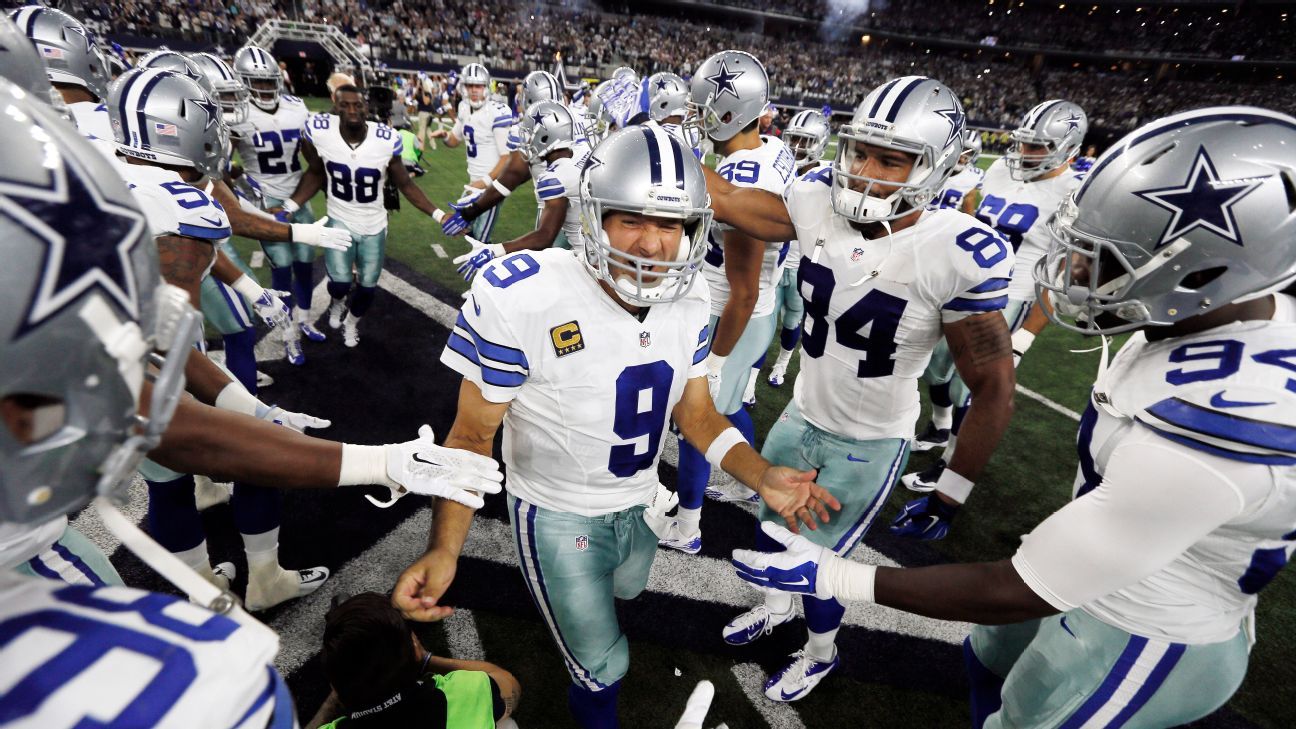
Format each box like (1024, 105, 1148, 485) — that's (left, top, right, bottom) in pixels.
(343, 317, 359, 348)
(256, 370, 275, 389)
(194, 475, 232, 511)
(767, 362, 788, 388)
(657, 521, 702, 555)
(246, 565, 330, 611)
(763, 647, 839, 702)
(206, 561, 236, 592)
(327, 299, 347, 329)
(299, 321, 327, 342)
(723, 604, 795, 646)
(706, 481, 761, 503)
(283, 335, 305, 366)
(911, 423, 950, 453)
(902, 458, 945, 493)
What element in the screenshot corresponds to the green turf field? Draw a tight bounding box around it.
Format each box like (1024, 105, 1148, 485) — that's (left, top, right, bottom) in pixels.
(230, 102, 1295, 728)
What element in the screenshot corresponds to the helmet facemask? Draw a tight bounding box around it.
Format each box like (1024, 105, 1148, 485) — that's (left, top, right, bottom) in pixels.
(1007, 130, 1079, 182)
(580, 194, 712, 307)
(831, 130, 951, 223)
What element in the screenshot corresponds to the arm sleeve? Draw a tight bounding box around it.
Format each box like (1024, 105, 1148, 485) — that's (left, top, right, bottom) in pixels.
(689, 322, 711, 378)
(439, 279, 531, 404)
(938, 221, 1015, 324)
(1012, 424, 1250, 611)
(535, 171, 567, 201)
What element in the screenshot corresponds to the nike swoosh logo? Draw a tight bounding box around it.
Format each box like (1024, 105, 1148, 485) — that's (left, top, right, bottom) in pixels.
(783, 575, 810, 587)
(412, 453, 442, 467)
(780, 689, 804, 701)
(1209, 391, 1274, 409)
(845, 454, 869, 463)
(1060, 615, 1076, 639)
(199, 216, 223, 227)
(470, 294, 481, 316)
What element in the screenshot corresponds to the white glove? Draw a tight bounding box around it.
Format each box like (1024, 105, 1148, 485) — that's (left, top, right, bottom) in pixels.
(453, 236, 506, 282)
(674, 681, 716, 729)
(252, 289, 292, 329)
(704, 352, 727, 404)
(260, 405, 331, 433)
(369, 425, 504, 510)
(642, 483, 679, 540)
(291, 216, 353, 251)
(731, 522, 835, 601)
(1011, 328, 1036, 369)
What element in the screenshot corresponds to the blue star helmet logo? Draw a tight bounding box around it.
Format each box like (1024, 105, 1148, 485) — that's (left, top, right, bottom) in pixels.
(0, 140, 146, 338)
(1134, 146, 1268, 249)
(705, 59, 744, 101)
(935, 105, 965, 149)
(655, 78, 670, 92)
(1059, 111, 1084, 133)
(530, 111, 546, 127)
(186, 96, 219, 131)
(63, 23, 95, 54)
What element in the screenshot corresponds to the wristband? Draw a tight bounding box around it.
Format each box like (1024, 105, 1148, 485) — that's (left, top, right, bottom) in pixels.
(338, 443, 396, 487)
(1011, 328, 1036, 356)
(819, 554, 877, 603)
(214, 382, 263, 417)
(705, 352, 727, 377)
(704, 426, 746, 469)
(491, 178, 512, 197)
(934, 468, 975, 504)
(230, 274, 264, 302)
(281, 198, 300, 214)
(433, 209, 446, 223)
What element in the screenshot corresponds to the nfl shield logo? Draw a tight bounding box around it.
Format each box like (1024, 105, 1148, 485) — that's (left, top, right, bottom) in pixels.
(639, 331, 651, 347)
(851, 247, 864, 262)
(575, 535, 589, 551)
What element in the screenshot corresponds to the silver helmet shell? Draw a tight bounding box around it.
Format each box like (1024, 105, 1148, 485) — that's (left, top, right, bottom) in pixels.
(580, 125, 713, 306)
(0, 12, 66, 112)
(0, 77, 197, 525)
(189, 52, 251, 129)
(833, 76, 965, 222)
(783, 109, 830, 166)
(137, 49, 217, 99)
(232, 44, 281, 111)
(519, 100, 576, 162)
(460, 62, 491, 110)
(1007, 99, 1087, 182)
(611, 66, 637, 83)
(522, 69, 563, 106)
(954, 127, 982, 173)
(688, 50, 768, 142)
(1036, 106, 1296, 336)
(110, 68, 230, 181)
(8, 5, 110, 102)
(645, 72, 688, 123)
(585, 79, 618, 144)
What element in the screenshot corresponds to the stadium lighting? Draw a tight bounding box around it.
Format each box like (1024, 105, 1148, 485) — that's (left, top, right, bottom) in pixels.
(861, 34, 872, 45)
(1058, 3, 1065, 9)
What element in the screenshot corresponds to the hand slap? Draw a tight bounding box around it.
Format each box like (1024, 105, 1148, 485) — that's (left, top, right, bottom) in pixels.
(731, 522, 834, 600)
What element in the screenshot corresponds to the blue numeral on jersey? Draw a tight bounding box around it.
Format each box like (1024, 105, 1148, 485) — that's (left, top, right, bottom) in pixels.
(464, 125, 478, 157)
(975, 195, 1039, 251)
(718, 160, 760, 184)
(704, 230, 724, 267)
(159, 181, 215, 210)
(798, 261, 908, 378)
(1166, 339, 1245, 385)
(955, 227, 1010, 269)
(325, 162, 381, 203)
(609, 361, 674, 477)
(254, 130, 301, 175)
(484, 253, 541, 288)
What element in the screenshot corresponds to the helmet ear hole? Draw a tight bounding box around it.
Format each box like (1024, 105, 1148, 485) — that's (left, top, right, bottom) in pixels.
(1179, 267, 1227, 292)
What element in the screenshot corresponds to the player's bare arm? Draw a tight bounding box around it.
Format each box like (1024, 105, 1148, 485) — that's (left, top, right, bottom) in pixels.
(499, 196, 568, 253)
(959, 187, 980, 216)
(155, 233, 214, 305)
(939, 311, 1015, 501)
(209, 178, 293, 241)
(709, 229, 764, 357)
(287, 137, 326, 209)
(386, 154, 442, 218)
(701, 165, 796, 242)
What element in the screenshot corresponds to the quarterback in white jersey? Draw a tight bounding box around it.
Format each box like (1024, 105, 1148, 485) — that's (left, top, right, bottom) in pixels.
(733, 106, 1296, 729)
(394, 126, 836, 729)
(443, 63, 513, 242)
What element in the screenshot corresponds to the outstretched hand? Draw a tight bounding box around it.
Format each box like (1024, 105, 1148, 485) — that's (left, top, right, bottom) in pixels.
(755, 467, 840, 534)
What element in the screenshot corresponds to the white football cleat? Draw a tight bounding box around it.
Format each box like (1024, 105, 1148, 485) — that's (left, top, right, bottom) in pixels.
(722, 604, 795, 646)
(911, 423, 950, 453)
(327, 299, 347, 329)
(763, 647, 839, 702)
(246, 564, 330, 611)
(342, 317, 359, 348)
(255, 370, 275, 389)
(705, 481, 760, 504)
(194, 475, 232, 511)
(283, 326, 304, 366)
(902, 459, 945, 493)
(767, 361, 789, 388)
(657, 521, 702, 555)
(300, 321, 327, 342)
(205, 561, 236, 591)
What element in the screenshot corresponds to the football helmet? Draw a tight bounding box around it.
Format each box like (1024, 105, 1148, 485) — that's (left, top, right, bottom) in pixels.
(518, 101, 576, 162)
(645, 71, 689, 123)
(580, 126, 713, 306)
(688, 50, 768, 142)
(189, 52, 251, 129)
(1006, 99, 1087, 182)
(0, 12, 65, 112)
(8, 5, 110, 102)
(783, 109, 830, 165)
(232, 44, 281, 111)
(586, 79, 618, 143)
(1036, 106, 1296, 336)
(110, 68, 230, 181)
(833, 76, 965, 222)
(612, 66, 638, 83)
(460, 62, 490, 110)
(954, 128, 982, 172)
(0, 77, 199, 525)
(522, 69, 563, 106)
(136, 49, 217, 99)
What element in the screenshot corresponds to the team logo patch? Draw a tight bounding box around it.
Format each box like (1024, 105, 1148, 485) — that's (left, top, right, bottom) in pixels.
(851, 247, 864, 261)
(639, 331, 652, 347)
(575, 535, 589, 551)
(550, 320, 584, 357)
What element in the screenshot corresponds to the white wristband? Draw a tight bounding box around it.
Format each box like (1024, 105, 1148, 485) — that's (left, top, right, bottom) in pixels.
(230, 274, 264, 302)
(281, 198, 300, 214)
(433, 209, 446, 223)
(934, 468, 975, 504)
(819, 554, 877, 603)
(338, 443, 396, 488)
(491, 178, 512, 197)
(704, 426, 747, 469)
(214, 382, 264, 417)
(705, 352, 727, 377)
(1011, 328, 1037, 356)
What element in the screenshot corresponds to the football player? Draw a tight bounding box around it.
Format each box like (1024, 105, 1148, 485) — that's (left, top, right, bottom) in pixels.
(284, 85, 445, 348)
(392, 127, 838, 729)
(675, 50, 797, 531)
(644, 71, 703, 160)
(7, 6, 113, 145)
(904, 100, 1087, 491)
(702, 76, 1017, 700)
(733, 106, 1296, 729)
(441, 63, 513, 243)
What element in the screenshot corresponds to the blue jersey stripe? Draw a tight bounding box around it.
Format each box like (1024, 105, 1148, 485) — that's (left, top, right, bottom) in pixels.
(446, 334, 527, 387)
(454, 312, 529, 368)
(1075, 401, 1102, 498)
(966, 277, 1010, 294)
(942, 295, 1007, 312)
(1136, 418, 1296, 465)
(177, 223, 231, 240)
(1237, 547, 1290, 594)
(1145, 397, 1296, 455)
(537, 188, 565, 200)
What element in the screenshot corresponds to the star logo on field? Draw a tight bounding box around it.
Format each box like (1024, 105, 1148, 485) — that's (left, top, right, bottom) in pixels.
(1133, 146, 1268, 248)
(705, 59, 744, 101)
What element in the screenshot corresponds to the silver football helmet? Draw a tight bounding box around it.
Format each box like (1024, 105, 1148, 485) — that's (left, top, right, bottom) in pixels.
(110, 68, 230, 181)
(783, 109, 830, 166)
(1036, 107, 1296, 336)
(1007, 99, 1087, 182)
(461, 62, 490, 110)
(586, 79, 618, 143)
(137, 50, 217, 99)
(688, 50, 768, 142)
(189, 52, 250, 130)
(8, 5, 110, 102)
(232, 44, 281, 111)
(519, 101, 576, 162)
(0, 12, 66, 112)
(833, 76, 965, 222)
(954, 128, 982, 173)
(645, 72, 688, 123)
(522, 69, 563, 106)
(611, 66, 637, 83)
(0, 77, 198, 525)
(580, 126, 713, 306)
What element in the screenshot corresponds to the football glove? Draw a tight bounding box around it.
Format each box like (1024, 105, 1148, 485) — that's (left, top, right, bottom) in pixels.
(674, 681, 716, 729)
(704, 353, 727, 404)
(369, 425, 504, 510)
(642, 483, 680, 540)
(731, 522, 834, 601)
(453, 236, 505, 282)
(889, 494, 959, 540)
(291, 216, 353, 251)
(260, 405, 331, 433)
(252, 289, 292, 329)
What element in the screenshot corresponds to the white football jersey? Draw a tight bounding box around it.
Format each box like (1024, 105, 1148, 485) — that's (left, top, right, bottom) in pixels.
(303, 114, 401, 236)
(0, 518, 66, 571)
(534, 155, 585, 255)
(233, 94, 310, 199)
(118, 163, 232, 251)
(783, 161, 831, 274)
(975, 158, 1083, 302)
(703, 136, 797, 318)
(784, 168, 1015, 441)
(654, 120, 705, 161)
(68, 101, 117, 161)
(440, 249, 711, 516)
(1016, 318, 1296, 643)
(455, 99, 513, 180)
(0, 572, 289, 728)
(932, 166, 984, 211)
